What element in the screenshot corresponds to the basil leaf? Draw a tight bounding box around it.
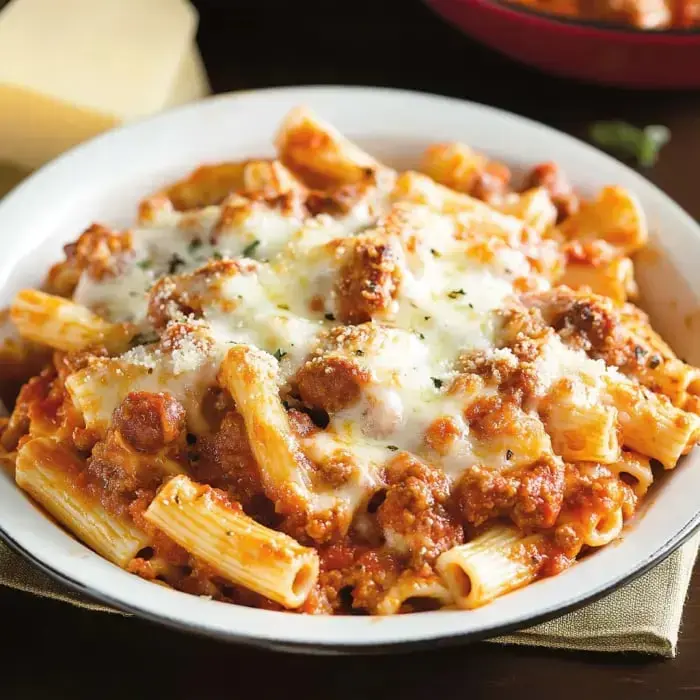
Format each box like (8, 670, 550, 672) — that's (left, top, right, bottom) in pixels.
(589, 121, 670, 168)
(242, 239, 260, 258)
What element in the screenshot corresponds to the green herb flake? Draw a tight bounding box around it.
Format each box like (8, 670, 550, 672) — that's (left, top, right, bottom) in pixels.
(634, 345, 647, 362)
(211, 251, 223, 261)
(430, 248, 441, 258)
(355, 349, 365, 356)
(447, 289, 466, 299)
(137, 259, 152, 270)
(242, 239, 261, 258)
(386, 445, 399, 452)
(325, 313, 336, 321)
(431, 377, 443, 389)
(273, 348, 287, 362)
(168, 253, 186, 274)
(589, 121, 670, 168)
(187, 238, 203, 253)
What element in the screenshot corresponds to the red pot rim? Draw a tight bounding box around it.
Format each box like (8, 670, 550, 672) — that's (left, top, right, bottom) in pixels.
(430, 0, 700, 40)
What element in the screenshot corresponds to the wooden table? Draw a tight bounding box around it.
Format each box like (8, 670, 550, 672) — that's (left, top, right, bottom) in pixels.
(5, 1, 700, 697)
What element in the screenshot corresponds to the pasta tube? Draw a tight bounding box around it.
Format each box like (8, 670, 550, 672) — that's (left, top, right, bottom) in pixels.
(144, 475, 319, 608)
(437, 525, 546, 609)
(16, 437, 148, 566)
(11, 289, 129, 352)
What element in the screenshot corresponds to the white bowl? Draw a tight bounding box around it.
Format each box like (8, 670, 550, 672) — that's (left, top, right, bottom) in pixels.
(1, 86, 699, 653)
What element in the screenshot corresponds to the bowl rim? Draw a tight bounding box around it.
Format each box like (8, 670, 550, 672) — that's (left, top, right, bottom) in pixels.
(2, 85, 700, 652)
(3, 513, 699, 654)
(436, 0, 700, 35)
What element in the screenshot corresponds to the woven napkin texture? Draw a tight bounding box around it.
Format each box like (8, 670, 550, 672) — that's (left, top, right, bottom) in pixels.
(2, 538, 697, 657)
(0, 161, 697, 657)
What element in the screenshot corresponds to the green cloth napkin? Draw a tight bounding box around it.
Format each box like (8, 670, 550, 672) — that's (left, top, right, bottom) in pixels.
(1, 538, 697, 657)
(0, 161, 697, 657)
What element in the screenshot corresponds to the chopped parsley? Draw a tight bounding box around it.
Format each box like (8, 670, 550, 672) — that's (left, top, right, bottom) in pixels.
(168, 253, 186, 274)
(418, 332, 425, 340)
(242, 239, 260, 258)
(187, 238, 203, 253)
(355, 349, 365, 356)
(424, 315, 432, 321)
(447, 289, 466, 299)
(386, 445, 399, 451)
(430, 248, 441, 258)
(325, 313, 336, 321)
(589, 121, 670, 168)
(634, 345, 647, 362)
(648, 355, 661, 369)
(211, 250, 223, 261)
(431, 377, 443, 389)
(278, 304, 290, 311)
(506, 449, 513, 460)
(273, 348, 287, 362)
(137, 259, 152, 270)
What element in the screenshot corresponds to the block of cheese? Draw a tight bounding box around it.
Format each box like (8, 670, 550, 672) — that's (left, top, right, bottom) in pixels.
(0, 0, 210, 169)
(163, 42, 211, 110)
(0, 41, 209, 187)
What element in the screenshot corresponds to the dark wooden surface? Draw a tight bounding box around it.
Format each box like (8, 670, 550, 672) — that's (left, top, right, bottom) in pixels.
(4, 1, 700, 697)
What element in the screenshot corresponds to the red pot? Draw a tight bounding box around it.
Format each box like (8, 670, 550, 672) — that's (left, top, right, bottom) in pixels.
(426, 0, 700, 89)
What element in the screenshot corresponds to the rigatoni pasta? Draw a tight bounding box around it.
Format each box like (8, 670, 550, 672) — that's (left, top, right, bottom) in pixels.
(10, 289, 130, 353)
(217, 343, 315, 514)
(437, 526, 548, 609)
(1, 107, 698, 615)
(16, 437, 149, 566)
(144, 475, 319, 608)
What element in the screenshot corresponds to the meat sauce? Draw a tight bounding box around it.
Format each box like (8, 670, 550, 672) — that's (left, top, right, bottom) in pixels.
(0, 141, 670, 616)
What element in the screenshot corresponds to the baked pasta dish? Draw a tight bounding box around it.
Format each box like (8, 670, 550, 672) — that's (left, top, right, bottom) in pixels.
(504, 0, 700, 29)
(1, 108, 699, 615)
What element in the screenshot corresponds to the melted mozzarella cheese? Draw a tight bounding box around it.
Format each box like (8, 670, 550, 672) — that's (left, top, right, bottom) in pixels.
(215, 203, 304, 261)
(69, 175, 570, 498)
(67, 327, 222, 434)
(387, 206, 529, 364)
(325, 326, 475, 475)
(302, 429, 386, 512)
(73, 189, 391, 326)
(207, 271, 324, 382)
